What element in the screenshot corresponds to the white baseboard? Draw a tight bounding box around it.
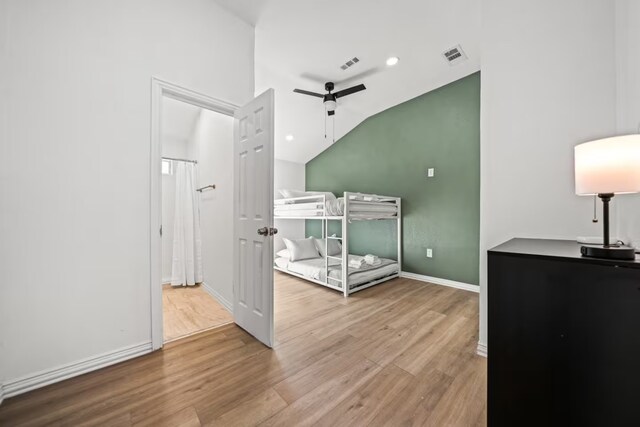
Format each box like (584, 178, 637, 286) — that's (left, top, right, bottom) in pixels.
(476, 341, 488, 358)
(3, 341, 153, 399)
(162, 277, 172, 285)
(201, 282, 233, 313)
(0, 383, 4, 406)
(400, 271, 479, 293)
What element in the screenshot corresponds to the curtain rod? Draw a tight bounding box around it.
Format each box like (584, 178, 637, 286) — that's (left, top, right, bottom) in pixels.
(162, 156, 197, 164)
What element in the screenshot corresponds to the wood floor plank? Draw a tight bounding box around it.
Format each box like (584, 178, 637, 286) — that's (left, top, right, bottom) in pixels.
(133, 406, 201, 427)
(314, 364, 415, 427)
(204, 388, 287, 427)
(0, 275, 485, 427)
(359, 310, 447, 368)
(423, 357, 487, 427)
(368, 368, 455, 426)
(259, 358, 381, 427)
(392, 315, 469, 376)
(272, 337, 367, 404)
(163, 284, 233, 342)
(74, 410, 133, 427)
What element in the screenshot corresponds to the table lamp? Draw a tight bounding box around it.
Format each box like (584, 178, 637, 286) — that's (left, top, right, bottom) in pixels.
(575, 134, 640, 260)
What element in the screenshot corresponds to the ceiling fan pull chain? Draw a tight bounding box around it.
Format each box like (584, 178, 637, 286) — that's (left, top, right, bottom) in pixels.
(324, 114, 327, 139)
(333, 115, 336, 143)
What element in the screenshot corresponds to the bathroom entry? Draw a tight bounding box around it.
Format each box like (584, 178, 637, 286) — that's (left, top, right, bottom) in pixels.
(151, 80, 275, 350)
(160, 96, 235, 343)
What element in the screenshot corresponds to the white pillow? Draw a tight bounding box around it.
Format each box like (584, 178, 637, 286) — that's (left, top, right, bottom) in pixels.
(308, 191, 337, 200)
(314, 236, 342, 257)
(279, 189, 336, 200)
(274, 257, 289, 269)
(279, 189, 306, 199)
(282, 238, 321, 262)
(276, 249, 290, 259)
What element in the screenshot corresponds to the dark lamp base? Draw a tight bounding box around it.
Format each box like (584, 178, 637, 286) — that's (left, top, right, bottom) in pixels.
(581, 245, 636, 261)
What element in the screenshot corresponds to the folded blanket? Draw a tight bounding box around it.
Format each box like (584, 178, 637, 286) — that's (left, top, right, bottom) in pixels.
(349, 193, 380, 202)
(364, 254, 380, 265)
(349, 256, 365, 269)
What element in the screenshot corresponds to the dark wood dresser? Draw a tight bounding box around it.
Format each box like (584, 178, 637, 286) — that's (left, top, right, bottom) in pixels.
(488, 238, 640, 427)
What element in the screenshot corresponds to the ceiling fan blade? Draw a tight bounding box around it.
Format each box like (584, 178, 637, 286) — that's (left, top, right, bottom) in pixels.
(293, 88, 324, 98)
(333, 84, 366, 99)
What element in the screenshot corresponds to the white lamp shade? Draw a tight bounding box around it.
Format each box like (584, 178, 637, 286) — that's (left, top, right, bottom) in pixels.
(324, 100, 336, 112)
(575, 134, 640, 195)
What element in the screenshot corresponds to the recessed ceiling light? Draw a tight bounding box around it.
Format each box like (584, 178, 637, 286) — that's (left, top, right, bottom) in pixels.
(386, 56, 399, 66)
(285, 134, 294, 141)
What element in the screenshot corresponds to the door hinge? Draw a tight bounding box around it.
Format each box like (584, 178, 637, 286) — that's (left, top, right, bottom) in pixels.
(160, 225, 162, 236)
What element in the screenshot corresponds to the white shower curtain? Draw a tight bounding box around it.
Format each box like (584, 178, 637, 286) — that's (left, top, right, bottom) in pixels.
(171, 162, 204, 287)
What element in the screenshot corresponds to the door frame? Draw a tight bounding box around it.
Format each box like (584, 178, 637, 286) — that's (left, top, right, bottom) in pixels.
(150, 77, 239, 350)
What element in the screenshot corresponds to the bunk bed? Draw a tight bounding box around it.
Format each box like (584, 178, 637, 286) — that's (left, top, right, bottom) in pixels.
(274, 191, 401, 296)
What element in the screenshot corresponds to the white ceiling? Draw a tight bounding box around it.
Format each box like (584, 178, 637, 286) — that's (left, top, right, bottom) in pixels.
(216, 0, 481, 164)
(213, 0, 267, 27)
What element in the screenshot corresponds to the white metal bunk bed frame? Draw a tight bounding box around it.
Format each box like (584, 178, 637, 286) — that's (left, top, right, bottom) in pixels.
(274, 191, 402, 297)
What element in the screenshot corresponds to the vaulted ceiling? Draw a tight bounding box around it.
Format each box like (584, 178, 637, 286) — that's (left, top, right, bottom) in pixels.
(216, 0, 481, 164)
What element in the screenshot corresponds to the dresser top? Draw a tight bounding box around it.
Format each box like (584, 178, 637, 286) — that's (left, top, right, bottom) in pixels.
(489, 238, 640, 268)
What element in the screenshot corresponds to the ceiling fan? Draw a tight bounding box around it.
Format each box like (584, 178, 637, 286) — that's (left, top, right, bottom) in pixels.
(293, 82, 366, 116)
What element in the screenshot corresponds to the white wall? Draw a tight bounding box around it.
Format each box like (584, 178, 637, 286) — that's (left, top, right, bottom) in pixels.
(615, 0, 640, 249)
(192, 110, 235, 306)
(0, 0, 8, 398)
(479, 0, 618, 349)
(0, 0, 254, 391)
(274, 159, 306, 252)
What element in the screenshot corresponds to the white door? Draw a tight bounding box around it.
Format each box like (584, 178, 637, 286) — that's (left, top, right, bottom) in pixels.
(233, 89, 275, 347)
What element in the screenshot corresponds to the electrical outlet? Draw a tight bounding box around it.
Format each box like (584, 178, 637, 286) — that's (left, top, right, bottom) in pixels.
(426, 248, 433, 258)
(427, 168, 435, 178)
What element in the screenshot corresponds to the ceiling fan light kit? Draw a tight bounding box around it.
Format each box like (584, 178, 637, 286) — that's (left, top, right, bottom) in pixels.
(293, 81, 367, 117)
(325, 100, 337, 115)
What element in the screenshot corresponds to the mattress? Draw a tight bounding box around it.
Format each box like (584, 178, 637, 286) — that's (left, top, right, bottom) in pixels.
(274, 202, 324, 211)
(275, 255, 399, 288)
(274, 209, 323, 217)
(275, 197, 398, 218)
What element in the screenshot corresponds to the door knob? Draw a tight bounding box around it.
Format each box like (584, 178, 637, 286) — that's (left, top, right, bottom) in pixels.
(269, 227, 278, 236)
(257, 227, 269, 236)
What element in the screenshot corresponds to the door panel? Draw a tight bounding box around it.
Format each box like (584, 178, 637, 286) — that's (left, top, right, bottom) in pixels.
(233, 89, 274, 347)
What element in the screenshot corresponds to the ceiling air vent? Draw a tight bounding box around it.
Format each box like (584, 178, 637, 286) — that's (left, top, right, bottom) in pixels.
(340, 57, 360, 71)
(443, 45, 467, 66)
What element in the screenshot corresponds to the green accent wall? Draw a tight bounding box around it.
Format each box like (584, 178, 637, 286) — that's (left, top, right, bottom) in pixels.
(306, 72, 480, 285)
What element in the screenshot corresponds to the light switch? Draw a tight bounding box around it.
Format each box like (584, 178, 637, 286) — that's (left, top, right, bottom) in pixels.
(427, 248, 433, 258)
(427, 168, 435, 177)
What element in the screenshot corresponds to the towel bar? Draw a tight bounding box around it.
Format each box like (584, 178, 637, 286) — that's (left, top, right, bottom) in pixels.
(196, 184, 216, 192)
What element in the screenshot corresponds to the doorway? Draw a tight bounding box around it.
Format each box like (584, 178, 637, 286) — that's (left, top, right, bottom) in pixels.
(160, 96, 235, 343)
(150, 78, 275, 350)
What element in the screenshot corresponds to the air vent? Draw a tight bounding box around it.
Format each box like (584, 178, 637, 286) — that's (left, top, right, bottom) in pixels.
(340, 57, 360, 71)
(443, 45, 467, 65)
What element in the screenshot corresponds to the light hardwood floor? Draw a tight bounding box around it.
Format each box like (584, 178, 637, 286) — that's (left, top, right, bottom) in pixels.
(0, 273, 486, 426)
(163, 284, 233, 342)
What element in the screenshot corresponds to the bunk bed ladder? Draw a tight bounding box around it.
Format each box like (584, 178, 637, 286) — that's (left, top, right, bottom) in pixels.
(323, 217, 328, 289)
(342, 195, 349, 297)
(325, 216, 345, 291)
